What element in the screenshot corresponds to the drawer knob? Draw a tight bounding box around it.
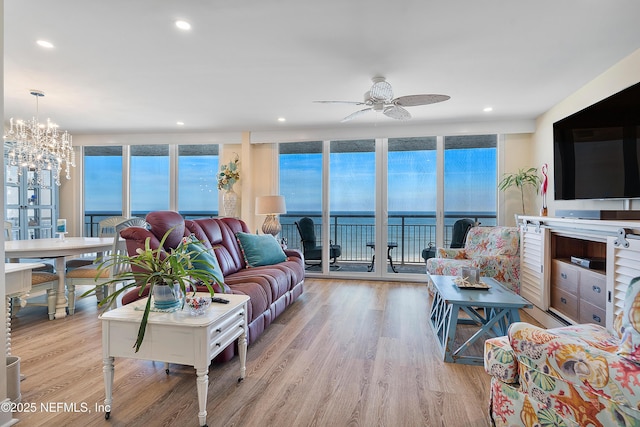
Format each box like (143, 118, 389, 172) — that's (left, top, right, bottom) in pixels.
(216, 328, 222, 333)
(560, 297, 567, 304)
(593, 314, 601, 323)
(561, 273, 567, 279)
(592, 286, 601, 293)
(215, 342, 221, 347)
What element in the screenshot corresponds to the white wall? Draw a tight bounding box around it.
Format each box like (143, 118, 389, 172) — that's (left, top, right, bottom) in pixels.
(531, 48, 640, 215)
(501, 133, 536, 226)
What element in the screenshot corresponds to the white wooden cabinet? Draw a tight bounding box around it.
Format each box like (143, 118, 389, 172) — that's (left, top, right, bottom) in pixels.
(519, 221, 549, 311)
(519, 216, 640, 330)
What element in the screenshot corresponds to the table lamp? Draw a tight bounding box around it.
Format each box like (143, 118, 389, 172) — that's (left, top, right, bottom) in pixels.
(256, 195, 286, 237)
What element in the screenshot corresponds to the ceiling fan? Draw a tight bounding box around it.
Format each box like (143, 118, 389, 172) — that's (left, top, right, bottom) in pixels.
(315, 76, 450, 122)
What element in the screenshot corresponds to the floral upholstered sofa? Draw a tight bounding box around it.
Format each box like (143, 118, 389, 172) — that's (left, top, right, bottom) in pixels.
(426, 226, 521, 294)
(484, 277, 640, 426)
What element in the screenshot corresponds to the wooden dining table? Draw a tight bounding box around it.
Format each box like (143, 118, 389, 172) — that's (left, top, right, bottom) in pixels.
(5, 237, 114, 319)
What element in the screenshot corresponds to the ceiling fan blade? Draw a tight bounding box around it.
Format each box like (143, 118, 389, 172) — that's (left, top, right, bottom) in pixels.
(383, 105, 411, 120)
(393, 94, 451, 107)
(313, 100, 366, 105)
(341, 108, 373, 122)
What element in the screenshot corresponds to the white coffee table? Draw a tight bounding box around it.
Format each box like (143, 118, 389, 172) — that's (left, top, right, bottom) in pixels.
(100, 293, 249, 427)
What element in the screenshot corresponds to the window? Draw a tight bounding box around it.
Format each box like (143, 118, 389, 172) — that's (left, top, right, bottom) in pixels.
(178, 145, 219, 217)
(444, 135, 497, 237)
(278, 135, 498, 277)
(388, 137, 437, 268)
(84, 146, 123, 236)
(130, 145, 170, 216)
(279, 141, 323, 251)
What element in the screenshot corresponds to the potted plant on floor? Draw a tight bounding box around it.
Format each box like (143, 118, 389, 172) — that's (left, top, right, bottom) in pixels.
(81, 228, 223, 352)
(498, 167, 542, 216)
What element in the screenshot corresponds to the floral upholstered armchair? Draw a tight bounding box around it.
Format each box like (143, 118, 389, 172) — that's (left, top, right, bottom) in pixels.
(426, 226, 521, 294)
(484, 277, 640, 426)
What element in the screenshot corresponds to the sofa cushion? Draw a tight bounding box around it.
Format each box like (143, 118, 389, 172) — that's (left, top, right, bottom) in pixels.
(235, 232, 287, 267)
(465, 226, 520, 257)
(617, 277, 640, 364)
(146, 210, 188, 250)
(183, 236, 225, 288)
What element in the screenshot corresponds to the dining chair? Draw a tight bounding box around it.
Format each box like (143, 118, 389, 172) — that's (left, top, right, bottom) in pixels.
(66, 215, 128, 270)
(65, 218, 148, 312)
(4, 221, 58, 320)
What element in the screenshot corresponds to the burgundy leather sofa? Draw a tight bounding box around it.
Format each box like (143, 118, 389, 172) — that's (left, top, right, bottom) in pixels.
(119, 210, 305, 361)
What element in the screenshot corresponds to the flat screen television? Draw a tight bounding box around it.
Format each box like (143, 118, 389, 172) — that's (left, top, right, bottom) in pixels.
(553, 81, 640, 200)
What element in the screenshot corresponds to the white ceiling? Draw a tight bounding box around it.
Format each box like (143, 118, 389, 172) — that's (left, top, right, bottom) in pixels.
(4, 0, 640, 136)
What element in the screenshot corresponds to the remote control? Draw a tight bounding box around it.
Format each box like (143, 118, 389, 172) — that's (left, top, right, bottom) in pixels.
(211, 297, 229, 304)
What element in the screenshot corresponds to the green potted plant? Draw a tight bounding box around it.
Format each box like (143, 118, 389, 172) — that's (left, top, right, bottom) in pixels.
(81, 228, 223, 352)
(498, 167, 542, 215)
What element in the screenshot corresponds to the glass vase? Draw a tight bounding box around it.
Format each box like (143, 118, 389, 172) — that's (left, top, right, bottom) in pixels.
(152, 283, 182, 310)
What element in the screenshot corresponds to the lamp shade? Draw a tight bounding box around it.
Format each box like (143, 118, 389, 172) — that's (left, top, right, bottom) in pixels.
(256, 195, 286, 215)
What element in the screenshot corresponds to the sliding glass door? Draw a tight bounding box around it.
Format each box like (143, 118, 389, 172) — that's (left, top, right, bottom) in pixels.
(387, 137, 437, 275)
(278, 134, 498, 278)
(329, 139, 376, 273)
(443, 135, 497, 244)
(279, 141, 324, 269)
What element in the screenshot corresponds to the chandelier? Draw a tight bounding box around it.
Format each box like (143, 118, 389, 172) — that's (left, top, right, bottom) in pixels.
(4, 90, 75, 186)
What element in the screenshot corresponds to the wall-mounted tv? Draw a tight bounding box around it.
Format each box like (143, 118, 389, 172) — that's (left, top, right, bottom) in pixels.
(553, 81, 640, 200)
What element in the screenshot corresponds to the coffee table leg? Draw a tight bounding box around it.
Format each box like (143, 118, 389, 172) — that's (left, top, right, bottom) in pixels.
(443, 303, 460, 363)
(238, 330, 247, 382)
(196, 369, 208, 426)
(103, 357, 114, 419)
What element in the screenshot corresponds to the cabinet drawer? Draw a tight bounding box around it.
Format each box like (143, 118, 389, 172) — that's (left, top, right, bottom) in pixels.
(551, 260, 578, 294)
(550, 287, 578, 320)
(580, 275, 607, 308)
(579, 300, 606, 327)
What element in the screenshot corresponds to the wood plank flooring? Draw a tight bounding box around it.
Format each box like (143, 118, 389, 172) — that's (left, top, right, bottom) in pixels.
(9, 278, 536, 427)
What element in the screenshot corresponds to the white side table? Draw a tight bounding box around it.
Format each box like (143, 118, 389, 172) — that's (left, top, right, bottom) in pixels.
(100, 293, 249, 427)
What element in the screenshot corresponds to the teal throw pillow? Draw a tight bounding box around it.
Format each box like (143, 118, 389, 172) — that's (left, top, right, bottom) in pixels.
(235, 232, 287, 268)
(185, 240, 225, 286)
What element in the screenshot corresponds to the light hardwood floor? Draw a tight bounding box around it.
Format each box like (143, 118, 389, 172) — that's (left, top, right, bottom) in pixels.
(9, 278, 536, 427)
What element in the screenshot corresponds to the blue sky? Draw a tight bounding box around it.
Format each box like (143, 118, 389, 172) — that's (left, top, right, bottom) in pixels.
(280, 148, 496, 213)
(85, 147, 496, 214)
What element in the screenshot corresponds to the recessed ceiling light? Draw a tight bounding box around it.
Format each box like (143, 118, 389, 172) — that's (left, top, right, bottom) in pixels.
(177, 121, 185, 126)
(36, 40, 54, 48)
(175, 20, 191, 30)
(277, 117, 286, 122)
(483, 107, 493, 112)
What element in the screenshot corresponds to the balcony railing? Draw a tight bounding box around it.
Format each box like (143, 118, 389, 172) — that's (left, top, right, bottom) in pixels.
(85, 211, 495, 266)
(280, 212, 495, 265)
